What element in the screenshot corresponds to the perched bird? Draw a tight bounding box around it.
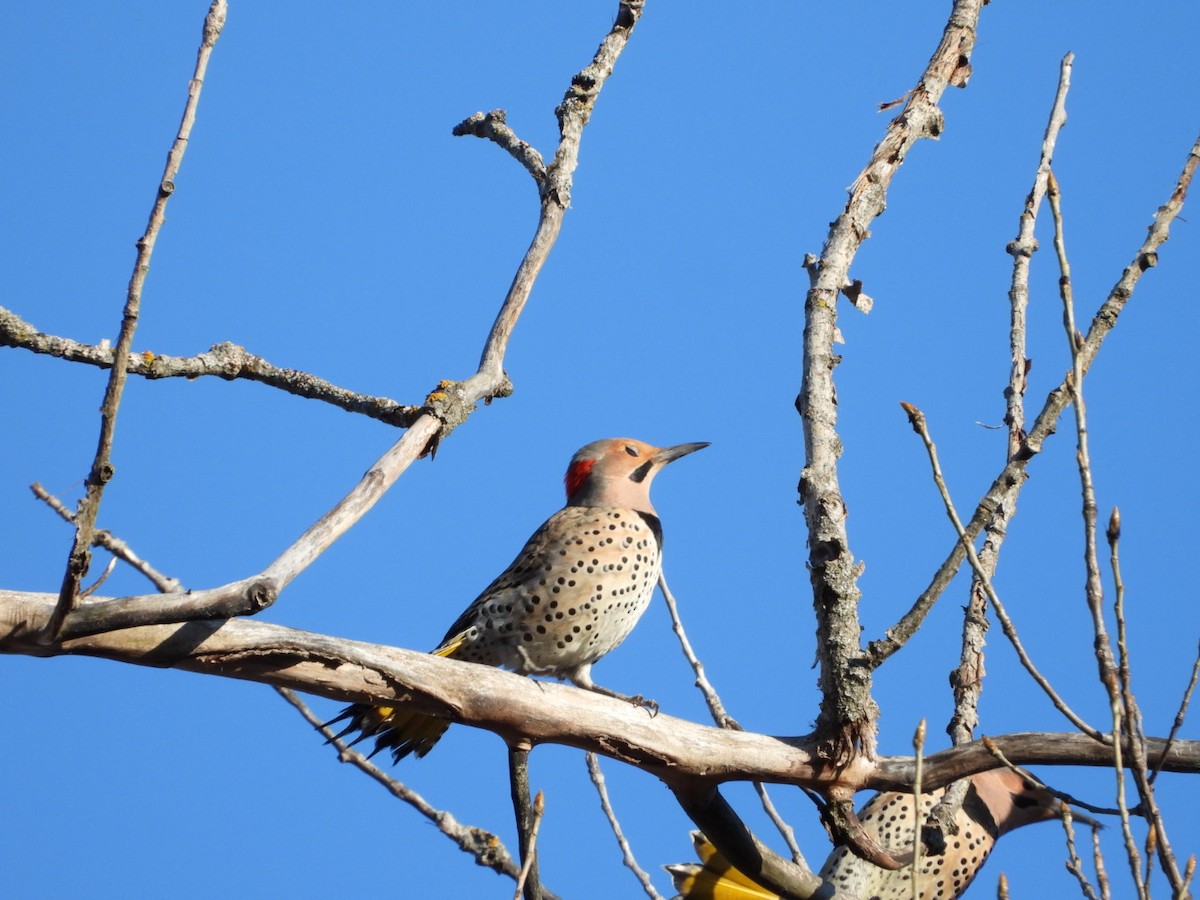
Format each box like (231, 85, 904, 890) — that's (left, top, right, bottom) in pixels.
(328, 437, 708, 761)
(667, 769, 1091, 900)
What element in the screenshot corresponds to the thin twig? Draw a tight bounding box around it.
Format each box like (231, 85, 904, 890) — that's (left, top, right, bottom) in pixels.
(585, 753, 664, 900)
(1062, 805, 1102, 900)
(44, 0, 227, 642)
(1106, 508, 1186, 890)
(659, 572, 807, 864)
(513, 792, 546, 900)
(1003, 52, 1073, 458)
(979, 738, 1112, 820)
(899, 402, 1102, 738)
(1048, 168, 1119, 715)
(659, 572, 739, 730)
(930, 56, 1076, 848)
(31, 483, 184, 593)
(1051, 171, 1184, 897)
(911, 719, 926, 900)
(276, 688, 561, 896)
(508, 745, 542, 900)
(452, 110, 547, 186)
(79, 556, 119, 599)
(868, 134, 1200, 667)
(1094, 826, 1113, 900)
(1152, 640, 1200, 783)
(1108, 693, 1146, 899)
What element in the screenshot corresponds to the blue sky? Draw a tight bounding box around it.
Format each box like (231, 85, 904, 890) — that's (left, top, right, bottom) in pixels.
(3, 3, 1198, 897)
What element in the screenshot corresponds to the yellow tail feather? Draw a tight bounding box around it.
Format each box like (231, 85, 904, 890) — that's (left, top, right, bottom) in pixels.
(324, 641, 461, 761)
(665, 832, 779, 899)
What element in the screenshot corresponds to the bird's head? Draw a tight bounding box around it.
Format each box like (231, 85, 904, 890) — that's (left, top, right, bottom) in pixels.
(564, 438, 708, 513)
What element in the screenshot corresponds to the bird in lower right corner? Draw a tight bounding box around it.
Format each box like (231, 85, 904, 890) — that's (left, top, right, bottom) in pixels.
(667, 769, 1095, 900)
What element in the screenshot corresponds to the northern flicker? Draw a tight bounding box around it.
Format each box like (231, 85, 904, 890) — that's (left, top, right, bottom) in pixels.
(667, 769, 1088, 900)
(328, 437, 708, 761)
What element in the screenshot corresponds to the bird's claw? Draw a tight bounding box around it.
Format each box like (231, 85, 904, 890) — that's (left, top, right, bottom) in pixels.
(630, 694, 659, 717)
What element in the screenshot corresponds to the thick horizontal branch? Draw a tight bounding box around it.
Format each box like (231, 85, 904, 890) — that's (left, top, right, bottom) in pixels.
(4, 590, 1197, 792)
(875, 732, 1200, 789)
(0, 309, 421, 428)
(1, 590, 835, 787)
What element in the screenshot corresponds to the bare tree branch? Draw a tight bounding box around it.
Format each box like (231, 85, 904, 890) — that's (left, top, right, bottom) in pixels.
(31, 482, 183, 593)
(0, 318, 422, 427)
(17, 0, 649, 646)
(6, 591, 1199, 790)
(275, 687, 558, 896)
(899, 401, 1102, 739)
(509, 745, 542, 900)
(798, 0, 989, 765)
(929, 55, 1075, 847)
(868, 131, 1200, 666)
(586, 752, 665, 900)
(46, 0, 227, 642)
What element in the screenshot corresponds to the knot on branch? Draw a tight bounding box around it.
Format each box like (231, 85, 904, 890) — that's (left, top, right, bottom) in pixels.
(208, 341, 249, 378)
(486, 372, 514, 404)
(615, 1, 643, 29)
(244, 580, 277, 612)
(423, 380, 476, 454)
(452, 109, 505, 138)
(90, 462, 115, 486)
(1006, 237, 1038, 258)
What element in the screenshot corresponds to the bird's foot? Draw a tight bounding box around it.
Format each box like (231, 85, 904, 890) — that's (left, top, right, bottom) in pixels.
(587, 683, 659, 717)
(631, 694, 660, 717)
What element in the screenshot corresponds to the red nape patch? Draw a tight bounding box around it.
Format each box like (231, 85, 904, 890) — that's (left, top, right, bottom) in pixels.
(564, 457, 596, 499)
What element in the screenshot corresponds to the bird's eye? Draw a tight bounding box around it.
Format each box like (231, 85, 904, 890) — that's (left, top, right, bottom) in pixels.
(625, 445, 639, 457)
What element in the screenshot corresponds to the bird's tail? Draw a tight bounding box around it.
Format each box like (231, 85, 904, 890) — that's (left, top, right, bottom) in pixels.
(665, 831, 778, 899)
(322, 644, 457, 762)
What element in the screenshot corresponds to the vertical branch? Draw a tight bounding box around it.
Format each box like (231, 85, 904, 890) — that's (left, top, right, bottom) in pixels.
(798, 0, 986, 763)
(1048, 172, 1155, 900)
(45, 0, 228, 641)
(509, 745, 542, 900)
(868, 135, 1198, 669)
(1048, 169, 1117, 701)
(1107, 512, 1187, 891)
(513, 792, 546, 900)
(474, 0, 643, 383)
(910, 719, 926, 900)
(932, 52, 1075, 840)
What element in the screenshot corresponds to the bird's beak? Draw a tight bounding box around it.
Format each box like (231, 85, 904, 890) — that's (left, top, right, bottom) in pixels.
(654, 442, 710, 465)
